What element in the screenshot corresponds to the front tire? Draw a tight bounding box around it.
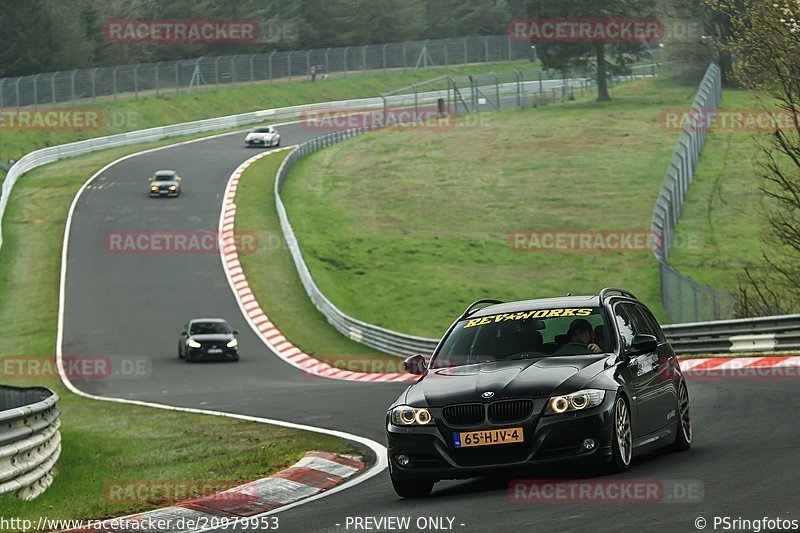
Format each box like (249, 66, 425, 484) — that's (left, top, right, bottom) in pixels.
(607, 396, 632, 473)
(390, 476, 434, 498)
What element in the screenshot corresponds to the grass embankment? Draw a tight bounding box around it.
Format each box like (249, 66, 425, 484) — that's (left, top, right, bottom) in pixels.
(234, 153, 395, 366)
(280, 76, 713, 337)
(0, 137, 352, 525)
(668, 89, 773, 292)
(0, 61, 532, 168)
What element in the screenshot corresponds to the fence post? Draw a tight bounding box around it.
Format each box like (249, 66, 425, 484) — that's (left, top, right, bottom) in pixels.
(14, 78, 20, 111)
(306, 50, 312, 77)
(343, 47, 349, 77)
(174, 62, 179, 95)
(155, 62, 161, 97)
(463, 37, 468, 63)
(112, 67, 118, 102)
(70, 70, 77, 104)
(507, 35, 512, 61)
(484, 36, 490, 62)
(443, 38, 449, 66)
(288, 51, 293, 82)
(50, 72, 56, 105)
(402, 43, 407, 74)
(362, 45, 367, 76)
(250, 54, 256, 82)
(133, 64, 140, 99)
(325, 48, 331, 77)
(33, 74, 39, 109)
(269, 52, 275, 84)
(214, 57, 221, 88)
(382, 44, 388, 74)
(0, 78, 4, 111)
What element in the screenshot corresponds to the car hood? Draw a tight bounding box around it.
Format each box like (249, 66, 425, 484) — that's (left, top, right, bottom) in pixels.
(189, 334, 234, 343)
(151, 180, 178, 187)
(403, 355, 611, 407)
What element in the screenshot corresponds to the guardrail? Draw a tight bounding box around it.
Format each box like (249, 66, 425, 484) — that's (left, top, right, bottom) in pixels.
(275, 129, 442, 356)
(663, 314, 800, 355)
(0, 386, 60, 500)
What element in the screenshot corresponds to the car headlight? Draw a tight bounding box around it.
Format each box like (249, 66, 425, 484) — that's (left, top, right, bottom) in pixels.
(226, 339, 238, 348)
(150, 185, 158, 191)
(186, 339, 202, 348)
(545, 389, 606, 415)
(169, 185, 177, 190)
(390, 406, 434, 426)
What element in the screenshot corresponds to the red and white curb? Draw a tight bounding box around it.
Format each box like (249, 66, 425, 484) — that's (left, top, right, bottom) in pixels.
(219, 148, 415, 383)
(678, 355, 800, 372)
(62, 451, 365, 532)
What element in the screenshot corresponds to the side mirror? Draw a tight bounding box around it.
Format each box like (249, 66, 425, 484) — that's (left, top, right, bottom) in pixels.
(628, 334, 658, 356)
(403, 354, 428, 375)
(180, 330, 187, 336)
(176, 176, 182, 182)
(233, 330, 239, 335)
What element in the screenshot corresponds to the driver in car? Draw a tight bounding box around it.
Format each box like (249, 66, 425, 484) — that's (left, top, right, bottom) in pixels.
(554, 318, 602, 355)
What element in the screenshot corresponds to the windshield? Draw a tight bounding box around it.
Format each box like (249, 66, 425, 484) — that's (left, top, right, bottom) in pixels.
(253, 127, 272, 133)
(432, 307, 612, 368)
(153, 173, 175, 181)
(190, 322, 232, 335)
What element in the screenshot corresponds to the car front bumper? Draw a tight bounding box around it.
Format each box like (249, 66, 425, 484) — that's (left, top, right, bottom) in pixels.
(387, 395, 615, 481)
(150, 189, 179, 197)
(185, 346, 238, 361)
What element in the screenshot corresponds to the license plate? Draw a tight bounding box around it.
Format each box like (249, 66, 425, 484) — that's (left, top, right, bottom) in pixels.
(207, 348, 223, 354)
(453, 427, 523, 448)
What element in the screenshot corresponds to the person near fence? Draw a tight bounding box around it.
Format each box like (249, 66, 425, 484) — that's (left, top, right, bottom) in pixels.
(310, 64, 317, 82)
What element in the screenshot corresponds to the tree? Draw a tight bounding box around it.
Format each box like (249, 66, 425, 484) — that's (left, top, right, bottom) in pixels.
(525, 0, 657, 101)
(708, 0, 800, 313)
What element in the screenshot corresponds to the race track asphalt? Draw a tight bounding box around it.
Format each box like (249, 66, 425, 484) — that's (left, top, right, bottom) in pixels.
(61, 122, 800, 533)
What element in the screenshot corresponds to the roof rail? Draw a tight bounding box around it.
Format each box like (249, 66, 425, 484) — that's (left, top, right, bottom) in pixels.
(599, 288, 638, 301)
(460, 299, 504, 320)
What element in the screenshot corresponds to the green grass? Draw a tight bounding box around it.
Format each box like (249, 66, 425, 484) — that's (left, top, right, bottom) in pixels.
(235, 152, 402, 367)
(281, 76, 711, 338)
(0, 61, 533, 167)
(0, 137, 352, 526)
(668, 89, 774, 292)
